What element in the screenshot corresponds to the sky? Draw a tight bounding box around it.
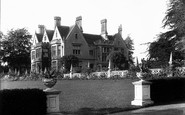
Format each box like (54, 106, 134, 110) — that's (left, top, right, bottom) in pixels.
(1, 0, 168, 62)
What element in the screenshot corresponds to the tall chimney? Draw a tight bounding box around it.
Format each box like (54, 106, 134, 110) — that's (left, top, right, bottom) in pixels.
(38, 25, 45, 34)
(118, 24, 122, 36)
(76, 16, 83, 32)
(54, 16, 61, 28)
(101, 19, 108, 40)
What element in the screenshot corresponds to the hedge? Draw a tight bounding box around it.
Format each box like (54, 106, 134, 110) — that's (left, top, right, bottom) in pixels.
(0, 88, 47, 115)
(150, 77, 185, 105)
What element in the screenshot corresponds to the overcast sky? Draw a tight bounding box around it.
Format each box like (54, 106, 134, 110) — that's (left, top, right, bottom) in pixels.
(1, 0, 168, 62)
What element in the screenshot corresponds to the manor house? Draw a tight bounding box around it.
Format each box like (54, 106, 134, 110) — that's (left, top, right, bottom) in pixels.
(31, 16, 128, 72)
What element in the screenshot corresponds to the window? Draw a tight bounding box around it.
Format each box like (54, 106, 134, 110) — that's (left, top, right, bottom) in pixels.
(73, 45, 81, 55)
(31, 64, 36, 72)
(36, 62, 41, 73)
(44, 36, 47, 42)
(42, 49, 49, 58)
(52, 61, 57, 70)
(31, 50, 36, 60)
(57, 45, 61, 57)
(102, 53, 107, 62)
(51, 45, 57, 57)
(61, 46, 64, 56)
(75, 33, 78, 39)
(36, 48, 41, 58)
(73, 49, 80, 55)
(102, 47, 110, 53)
(89, 50, 93, 56)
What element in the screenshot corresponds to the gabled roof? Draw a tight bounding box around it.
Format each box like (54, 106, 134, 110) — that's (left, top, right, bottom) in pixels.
(36, 33, 43, 42)
(83, 33, 103, 45)
(46, 30, 54, 41)
(57, 26, 70, 38)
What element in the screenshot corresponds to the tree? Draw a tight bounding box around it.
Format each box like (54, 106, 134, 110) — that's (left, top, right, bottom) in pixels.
(148, 31, 184, 68)
(1, 28, 31, 72)
(125, 35, 134, 64)
(163, 0, 185, 35)
(163, 0, 185, 54)
(107, 51, 128, 70)
(60, 55, 79, 72)
(148, 0, 185, 68)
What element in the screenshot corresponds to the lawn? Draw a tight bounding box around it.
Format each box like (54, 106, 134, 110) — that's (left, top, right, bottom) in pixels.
(1, 79, 136, 114)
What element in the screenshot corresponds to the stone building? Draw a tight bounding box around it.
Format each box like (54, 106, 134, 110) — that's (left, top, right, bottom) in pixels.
(31, 16, 129, 72)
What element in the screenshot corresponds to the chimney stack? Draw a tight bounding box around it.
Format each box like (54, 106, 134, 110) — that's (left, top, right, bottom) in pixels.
(101, 19, 108, 40)
(54, 16, 61, 28)
(38, 25, 45, 34)
(118, 24, 122, 36)
(76, 16, 83, 32)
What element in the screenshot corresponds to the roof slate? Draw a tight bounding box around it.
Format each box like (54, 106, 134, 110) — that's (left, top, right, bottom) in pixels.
(57, 26, 70, 38)
(46, 30, 54, 41)
(36, 33, 43, 42)
(83, 33, 103, 45)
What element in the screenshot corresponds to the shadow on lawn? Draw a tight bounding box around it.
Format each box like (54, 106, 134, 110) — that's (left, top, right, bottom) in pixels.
(61, 106, 142, 115)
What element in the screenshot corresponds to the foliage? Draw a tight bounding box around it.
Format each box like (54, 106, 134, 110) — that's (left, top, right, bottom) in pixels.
(1, 28, 31, 72)
(42, 68, 57, 79)
(148, 0, 185, 67)
(26, 71, 41, 81)
(109, 75, 122, 80)
(60, 55, 79, 72)
(107, 51, 128, 70)
(163, 0, 185, 35)
(125, 35, 134, 64)
(81, 67, 93, 76)
(149, 77, 185, 104)
(148, 31, 184, 68)
(88, 74, 99, 80)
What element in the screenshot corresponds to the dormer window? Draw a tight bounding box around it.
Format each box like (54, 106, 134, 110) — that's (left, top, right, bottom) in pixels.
(44, 36, 47, 42)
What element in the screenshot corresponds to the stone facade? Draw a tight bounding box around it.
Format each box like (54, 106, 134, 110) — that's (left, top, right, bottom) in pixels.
(31, 16, 129, 72)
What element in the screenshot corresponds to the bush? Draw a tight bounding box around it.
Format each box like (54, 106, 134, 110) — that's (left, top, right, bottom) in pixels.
(89, 74, 99, 80)
(0, 88, 47, 115)
(109, 75, 122, 80)
(149, 77, 185, 104)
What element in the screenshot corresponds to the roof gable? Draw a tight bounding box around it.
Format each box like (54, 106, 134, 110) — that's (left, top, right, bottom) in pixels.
(53, 27, 62, 40)
(32, 34, 37, 45)
(42, 29, 54, 43)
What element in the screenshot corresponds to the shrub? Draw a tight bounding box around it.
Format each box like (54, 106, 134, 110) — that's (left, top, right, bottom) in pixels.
(99, 73, 107, 80)
(0, 88, 47, 115)
(149, 77, 185, 104)
(109, 75, 122, 80)
(89, 74, 99, 80)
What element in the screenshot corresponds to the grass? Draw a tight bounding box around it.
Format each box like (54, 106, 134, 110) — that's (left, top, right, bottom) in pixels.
(1, 79, 139, 114)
